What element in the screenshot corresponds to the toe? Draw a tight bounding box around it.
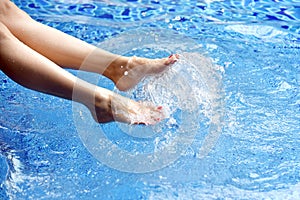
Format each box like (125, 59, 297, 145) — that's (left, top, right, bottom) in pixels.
(165, 54, 179, 65)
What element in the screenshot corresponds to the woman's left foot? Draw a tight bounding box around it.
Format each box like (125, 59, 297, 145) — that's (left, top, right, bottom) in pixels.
(104, 54, 179, 91)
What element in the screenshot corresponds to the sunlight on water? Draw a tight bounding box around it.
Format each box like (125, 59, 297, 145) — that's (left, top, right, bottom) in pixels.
(1, 0, 300, 198)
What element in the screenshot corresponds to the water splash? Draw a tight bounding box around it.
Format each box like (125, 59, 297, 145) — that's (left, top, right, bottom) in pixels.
(73, 28, 225, 173)
(117, 52, 225, 158)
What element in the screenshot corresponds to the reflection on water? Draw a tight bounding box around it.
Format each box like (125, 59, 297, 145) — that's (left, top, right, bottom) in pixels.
(0, 0, 300, 199)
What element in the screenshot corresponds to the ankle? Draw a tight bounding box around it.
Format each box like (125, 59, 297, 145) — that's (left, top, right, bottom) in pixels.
(103, 56, 128, 80)
(87, 88, 114, 123)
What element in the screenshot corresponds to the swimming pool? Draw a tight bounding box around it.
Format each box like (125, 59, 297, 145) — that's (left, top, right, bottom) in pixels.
(1, 0, 299, 199)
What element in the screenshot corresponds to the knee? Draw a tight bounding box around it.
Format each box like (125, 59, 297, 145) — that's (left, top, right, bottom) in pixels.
(0, 0, 13, 20)
(0, 1, 31, 23)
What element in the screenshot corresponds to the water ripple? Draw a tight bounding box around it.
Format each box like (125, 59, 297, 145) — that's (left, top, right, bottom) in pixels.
(13, 0, 300, 39)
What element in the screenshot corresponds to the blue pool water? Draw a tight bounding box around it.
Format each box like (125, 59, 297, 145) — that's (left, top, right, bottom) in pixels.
(1, 0, 300, 199)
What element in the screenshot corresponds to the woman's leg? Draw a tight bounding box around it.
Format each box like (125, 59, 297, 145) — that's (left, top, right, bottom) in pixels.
(0, 22, 163, 124)
(0, 0, 178, 91)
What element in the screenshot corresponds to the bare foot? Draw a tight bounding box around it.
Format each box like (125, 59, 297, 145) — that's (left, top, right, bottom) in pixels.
(88, 88, 165, 125)
(103, 54, 179, 91)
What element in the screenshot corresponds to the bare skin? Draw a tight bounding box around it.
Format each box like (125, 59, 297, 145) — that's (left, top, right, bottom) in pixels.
(0, 0, 178, 124)
(104, 55, 178, 91)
